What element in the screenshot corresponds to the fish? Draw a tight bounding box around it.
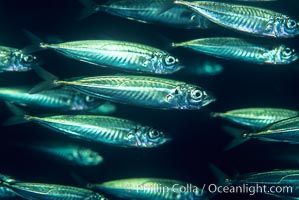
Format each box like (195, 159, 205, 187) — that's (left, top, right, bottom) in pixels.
(186, 60, 223, 76)
(0, 46, 39, 72)
(169, 1, 299, 38)
(210, 165, 297, 199)
(5, 105, 169, 148)
(31, 70, 215, 110)
(227, 170, 298, 199)
(224, 116, 299, 149)
(25, 142, 103, 166)
(172, 37, 298, 65)
(0, 87, 104, 112)
(212, 107, 299, 130)
(78, 0, 213, 29)
(0, 174, 107, 200)
(38, 40, 182, 74)
(88, 178, 207, 200)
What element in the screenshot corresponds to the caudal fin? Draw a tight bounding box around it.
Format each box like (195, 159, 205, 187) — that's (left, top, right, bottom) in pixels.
(222, 126, 249, 150)
(2, 102, 29, 126)
(77, 0, 101, 20)
(208, 163, 231, 185)
(22, 30, 46, 53)
(28, 66, 59, 94)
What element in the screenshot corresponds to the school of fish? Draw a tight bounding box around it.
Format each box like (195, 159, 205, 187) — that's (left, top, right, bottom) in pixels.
(0, 0, 298, 200)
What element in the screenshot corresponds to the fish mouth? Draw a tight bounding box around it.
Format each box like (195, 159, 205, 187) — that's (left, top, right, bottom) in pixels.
(202, 92, 217, 107)
(163, 137, 172, 143)
(176, 64, 185, 71)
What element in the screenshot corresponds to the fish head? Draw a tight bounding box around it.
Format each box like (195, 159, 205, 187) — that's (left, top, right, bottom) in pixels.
(172, 84, 216, 110)
(71, 94, 103, 111)
(73, 147, 103, 166)
(154, 52, 183, 74)
(11, 51, 39, 72)
(131, 126, 170, 148)
(278, 17, 299, 37)
(274, 45, 298, 64)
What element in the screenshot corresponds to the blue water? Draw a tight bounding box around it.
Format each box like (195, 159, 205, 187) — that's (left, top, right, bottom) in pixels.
(0, 0, 299, 199)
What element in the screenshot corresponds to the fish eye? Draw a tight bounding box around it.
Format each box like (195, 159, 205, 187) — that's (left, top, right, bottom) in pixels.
(282, 48, 294, 57)
(23, 54, 35, 63)
(287, 19, 297, 29)
(164, 55, 177, 66)
(190, 89, 203, 100)
(85, 96, 95, 103)
(148, 130, 161, 139)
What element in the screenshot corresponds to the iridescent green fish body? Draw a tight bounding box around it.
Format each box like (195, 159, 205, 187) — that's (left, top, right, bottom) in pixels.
(173, 1, 299, 37)
(0, 87, 103, 111)
(173, 37, 298, 64)
(97, 0, 212, 29)
(51, 75, 215, 110)
(246, 116, 299, 143)
(24, 115, 169, 148)
(213, 108, 299, 130)
(0, 181, 106, 200)
(40, 40, 182, 74)
(89, 178, 206, 200)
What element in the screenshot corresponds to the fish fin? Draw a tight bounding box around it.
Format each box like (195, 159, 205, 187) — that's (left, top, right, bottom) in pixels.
(156, 0, 176, 15)
(77, 0, 102, 20)
(28, 81, 57, 94)
(208, 163, 231, 185)
(29, 66, 59, 94)
(3, 102, 28, 126)
(70, 172, 91, 188)
(210, 112, 221, 118)
(222, 126, 249, 150)
(33, 65, 58, 81)
(22, 29, 46, 53)
(4, 102, 27, 116)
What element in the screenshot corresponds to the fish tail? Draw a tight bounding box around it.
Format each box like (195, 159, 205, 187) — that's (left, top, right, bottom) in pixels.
(2, 102, 30, 126)
(22, 29, 47, 53)
(210, 112, 221, 118)
(222, 126, 249, 150)
(77, 0, 102, 20)
(208, 163, 231, 185)
(29, 66, 60, 94)
(70, 172, 91, 189)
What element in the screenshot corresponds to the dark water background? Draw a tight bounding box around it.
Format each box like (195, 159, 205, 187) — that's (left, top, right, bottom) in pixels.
(0, 0, 299, 199)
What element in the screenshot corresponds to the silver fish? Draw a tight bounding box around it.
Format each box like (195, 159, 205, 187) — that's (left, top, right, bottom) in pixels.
(173, 37, 298, 64)
(225, 116, 299, 149)
(213, 108, 299, 130)
(0, 175, 106, 200)
(0, 87, 103, 112)
(0, 46, 39, 72)
(89, 178, 206, 200)
(186, 60, 223, 76)
(8, 114, 169, 148)
(225, 170, 298, 198)
(27, 143, 103, 166)
(40, 40, 182, 74)
(172, 0, 299, 38)
(79, 0, 212, 29)
(38, 75, 215, 110)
